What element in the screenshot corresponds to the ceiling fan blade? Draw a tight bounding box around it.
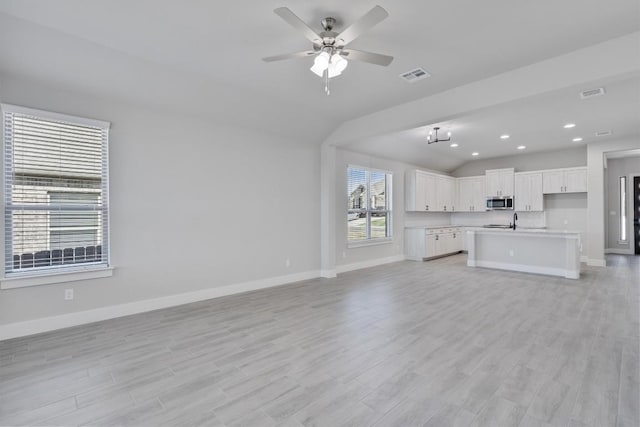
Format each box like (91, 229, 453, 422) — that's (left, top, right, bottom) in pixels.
(262, 51, 317, 62)
(336, 5, 388, 46)
(274, 7, 322, 44)
(340, 49, 393, 66)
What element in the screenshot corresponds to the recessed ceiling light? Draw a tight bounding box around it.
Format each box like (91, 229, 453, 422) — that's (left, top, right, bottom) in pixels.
(500, 134, 510, 139)
(517, 145, 526, 150)
(450, 143, 459, 148)
(572, 137, 583, 142)
(564, 123, 576, 129)
(472, 152, 479, 156)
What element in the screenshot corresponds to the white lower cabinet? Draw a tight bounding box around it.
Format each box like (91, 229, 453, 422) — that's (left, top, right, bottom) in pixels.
(406, 227, 464, 261)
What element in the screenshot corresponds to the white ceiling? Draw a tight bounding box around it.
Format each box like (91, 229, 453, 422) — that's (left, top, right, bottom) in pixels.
(346, 74, 640, 171)
(0, 0, 638, 164)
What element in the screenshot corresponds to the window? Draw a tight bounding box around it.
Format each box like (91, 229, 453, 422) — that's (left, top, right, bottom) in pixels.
(347, 166, 392, 244)
(620, 176, 627, 242)
(2, 104, 110, 283)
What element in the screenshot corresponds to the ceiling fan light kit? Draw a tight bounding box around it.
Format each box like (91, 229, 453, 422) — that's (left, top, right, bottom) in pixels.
(263, 5, 394, 95)
(309, 49, 348, 78)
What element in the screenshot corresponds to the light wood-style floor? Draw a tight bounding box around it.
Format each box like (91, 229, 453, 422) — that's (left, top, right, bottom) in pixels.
(1, 254, 638, 427)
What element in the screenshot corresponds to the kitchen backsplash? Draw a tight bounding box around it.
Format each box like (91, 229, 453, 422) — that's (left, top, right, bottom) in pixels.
(451, 211, 546, 228)
(404, 210, 546, 228)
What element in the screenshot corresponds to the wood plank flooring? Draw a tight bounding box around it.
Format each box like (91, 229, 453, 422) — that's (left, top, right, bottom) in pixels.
(1, 254, 638, 426)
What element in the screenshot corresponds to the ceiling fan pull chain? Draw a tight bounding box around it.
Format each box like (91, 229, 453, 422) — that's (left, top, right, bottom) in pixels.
(325, 70, 330, 95)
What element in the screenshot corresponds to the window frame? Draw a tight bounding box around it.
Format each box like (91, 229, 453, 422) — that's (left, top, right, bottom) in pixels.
(1, 104, 113, 289)
(619, 175, 627, 244)
(347, 165, 393, 248)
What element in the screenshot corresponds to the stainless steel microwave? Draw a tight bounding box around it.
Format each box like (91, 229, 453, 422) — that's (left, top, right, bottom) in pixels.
(486, 196, 514, 210)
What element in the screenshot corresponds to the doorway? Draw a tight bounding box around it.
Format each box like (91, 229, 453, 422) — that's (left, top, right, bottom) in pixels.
(634, 176, 640, 255)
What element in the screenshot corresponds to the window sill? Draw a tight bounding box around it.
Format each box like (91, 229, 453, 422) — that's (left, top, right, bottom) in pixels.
(1, 266, 113, 290)
(348, 238, 393, 249)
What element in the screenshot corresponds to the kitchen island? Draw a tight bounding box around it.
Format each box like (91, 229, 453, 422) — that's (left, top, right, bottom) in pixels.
(466, 228, 581, 279)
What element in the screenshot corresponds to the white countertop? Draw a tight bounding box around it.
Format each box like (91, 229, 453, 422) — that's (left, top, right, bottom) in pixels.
(405, 225, 465, 229)
(467, 228, 580, 237)
(405, 225, 548, 231)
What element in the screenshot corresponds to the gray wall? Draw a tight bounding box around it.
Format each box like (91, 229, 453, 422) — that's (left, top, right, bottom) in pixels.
(452, 147, 587, 177)
(0, 74, 321, 326)
(606, 157, 640, 251)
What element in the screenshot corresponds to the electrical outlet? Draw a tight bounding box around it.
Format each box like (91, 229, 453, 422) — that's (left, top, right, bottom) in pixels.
(64, 288, 74, 300)
(285, 258, 290, 268)
(509, 250, 514, 257)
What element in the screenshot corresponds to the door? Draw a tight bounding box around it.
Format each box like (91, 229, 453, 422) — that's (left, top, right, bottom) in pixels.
(472, 178, 486, 212)
(515, 174, 529, 211)
(500, 171, 514, 196)
(414, 172, 428, 211)
(425, 234, 437, 258)
(485, 171, 501, 196)
(543, 170, 564, 194)
(458, 178, 474, 212)
(528, 173, 544, 211)
(437, 176, 455, 211)
(635, 176, 640, 255)
(565, 168, 588, 193)
(424, 173, 438, 211)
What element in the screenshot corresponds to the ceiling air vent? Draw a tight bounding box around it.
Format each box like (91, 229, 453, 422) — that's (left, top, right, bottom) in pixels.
(580, 87, 605, 99)
(595, 130, 613, 137)
(399, 68, 431, 83)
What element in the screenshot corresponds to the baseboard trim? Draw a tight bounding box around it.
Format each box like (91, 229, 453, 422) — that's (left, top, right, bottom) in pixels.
(336, 254, 405, 274)
(604, 248, 633, 255)
(469, 260, 579, 279)
(320, 269, 337, 278)
(587, 258, 607, 267)
(0, 269, 320, 341)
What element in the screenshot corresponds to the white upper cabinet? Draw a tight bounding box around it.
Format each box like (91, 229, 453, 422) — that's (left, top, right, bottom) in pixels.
(436, 175, 456, 212)
(542, 167, 587, 194)
(485, 168, 514, 197)
(564, 168, 588, 193)
(515, 172, 543, 212)
(406, 170, 456, 212)
(457, 176, 486, 212)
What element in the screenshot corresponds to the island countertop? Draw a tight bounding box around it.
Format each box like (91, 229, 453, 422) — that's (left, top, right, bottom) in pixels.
(464, 228, 580, 237)
(466, 228, 582, 279)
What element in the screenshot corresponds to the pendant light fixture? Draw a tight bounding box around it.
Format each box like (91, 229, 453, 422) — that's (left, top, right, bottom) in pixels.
(427, 127, 452, 144)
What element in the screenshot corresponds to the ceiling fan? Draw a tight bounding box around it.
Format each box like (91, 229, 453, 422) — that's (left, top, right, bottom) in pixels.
(263, 5, 394, 94)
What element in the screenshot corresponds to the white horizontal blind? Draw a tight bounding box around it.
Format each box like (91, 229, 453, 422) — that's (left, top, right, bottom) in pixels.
(347, 166, 392, 241)
(3, 106, 110, 276)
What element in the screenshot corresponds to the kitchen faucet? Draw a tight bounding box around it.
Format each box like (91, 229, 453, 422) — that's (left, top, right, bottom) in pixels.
(512, 212, 518, 230)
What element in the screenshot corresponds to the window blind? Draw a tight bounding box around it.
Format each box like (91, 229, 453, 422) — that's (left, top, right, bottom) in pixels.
(3, 105, 110, 276)
(347, 166, 392, 242)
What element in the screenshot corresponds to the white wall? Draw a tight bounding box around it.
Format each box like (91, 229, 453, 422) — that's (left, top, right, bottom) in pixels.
(587, 138, 640, 266)
(0, 75, 321, 327)
(452, 147, 586, 177)
(605, 157, 640, 251)
(335, 149, 450, 270)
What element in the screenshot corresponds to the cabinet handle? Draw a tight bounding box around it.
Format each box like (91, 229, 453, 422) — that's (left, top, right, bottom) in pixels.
(435, 235, 439, 240)
(426, 205, 429, 211)
(444, 206, 447, 211)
